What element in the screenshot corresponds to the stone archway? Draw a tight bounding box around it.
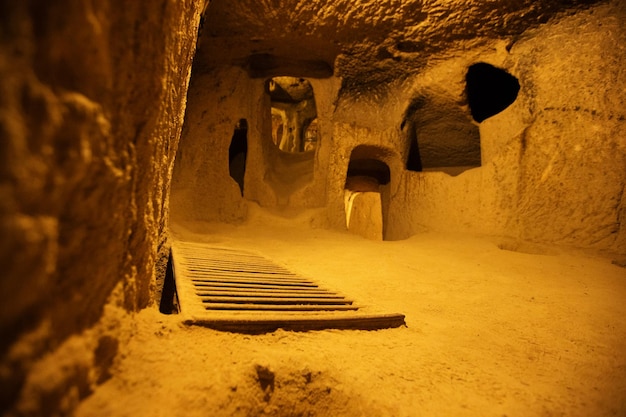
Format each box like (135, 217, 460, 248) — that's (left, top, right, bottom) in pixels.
(344, 150, 391, 241)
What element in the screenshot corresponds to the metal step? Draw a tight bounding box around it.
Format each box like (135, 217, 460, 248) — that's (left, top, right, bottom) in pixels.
(171, 241, 406, 332)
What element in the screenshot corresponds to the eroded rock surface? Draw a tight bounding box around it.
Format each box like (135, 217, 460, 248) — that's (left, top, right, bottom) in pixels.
(174, 0, 625, 251)
(0, 1, 204, 415)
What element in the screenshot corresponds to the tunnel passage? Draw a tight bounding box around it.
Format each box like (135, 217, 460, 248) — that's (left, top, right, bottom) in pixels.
(229, 119, 248, 196)
(466, 62, 520, 123)
(262, 77, 319, 201)
(344, 147, 392, 241)
(266, 77, 318, 153)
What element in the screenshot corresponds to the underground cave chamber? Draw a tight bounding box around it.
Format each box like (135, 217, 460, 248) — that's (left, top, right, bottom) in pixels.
(170, 59, 524, 242)
(2, 1, 626, 416)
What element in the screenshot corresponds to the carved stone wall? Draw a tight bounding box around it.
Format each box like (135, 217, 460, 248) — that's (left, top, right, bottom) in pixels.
(0, 1, 204, 415)
(175, 0, 624, 253)
(2, 0, 625, 415)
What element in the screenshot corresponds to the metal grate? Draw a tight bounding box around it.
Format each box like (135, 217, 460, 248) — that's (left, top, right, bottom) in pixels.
(171, 241, 406, 332)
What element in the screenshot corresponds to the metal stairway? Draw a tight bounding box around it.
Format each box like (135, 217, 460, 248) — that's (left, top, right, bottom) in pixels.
(171, 241, 406, 332)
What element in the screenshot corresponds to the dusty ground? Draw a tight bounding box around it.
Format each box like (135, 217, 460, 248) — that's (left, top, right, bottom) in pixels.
(76, 206, 626, 417)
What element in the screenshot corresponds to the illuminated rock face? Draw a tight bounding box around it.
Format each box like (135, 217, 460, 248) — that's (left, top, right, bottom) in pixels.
(173, 0, 625, 247)
(0, 1, 204, 414)
(1, 0, 625, 415)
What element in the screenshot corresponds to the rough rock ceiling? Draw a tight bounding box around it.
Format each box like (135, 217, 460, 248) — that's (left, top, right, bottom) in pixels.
(197, 0, 602, 93)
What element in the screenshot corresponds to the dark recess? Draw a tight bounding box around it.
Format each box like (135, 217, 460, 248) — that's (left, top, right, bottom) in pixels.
(405, 124, 422, 172)
(396, 40, 422, 53)
(466, 62, 520, 122)
(228, 119, 248, 196)
(159, 251, 178, 314)
(245, 54, 333, 79)
(347, 159, 391, 185)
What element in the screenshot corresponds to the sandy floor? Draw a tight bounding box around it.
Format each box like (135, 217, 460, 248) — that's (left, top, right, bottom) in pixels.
(76, 207, 626, 417)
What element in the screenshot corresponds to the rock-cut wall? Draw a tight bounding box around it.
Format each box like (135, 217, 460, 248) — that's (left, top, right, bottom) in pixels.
(175, 0, 625, 256)
(395, 2, 626, 254)
(0, 1, 204, 415)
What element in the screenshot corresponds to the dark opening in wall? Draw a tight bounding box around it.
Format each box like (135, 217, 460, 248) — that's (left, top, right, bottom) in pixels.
(245, 54, 334, 79)
(346, 159, 391, 185)
(466, 63, 520, 123)
(405, 123, 422, 172)
(228, 119, 248, 196)
(266, 77, 318, 153)
(344, 147, 393, 241)
(159, 251, 179, 314)
(396, 40, 422, 53)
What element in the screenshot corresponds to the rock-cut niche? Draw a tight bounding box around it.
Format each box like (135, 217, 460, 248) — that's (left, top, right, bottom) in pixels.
(404, 62, 520, 176)
(403, 94, 481, 176)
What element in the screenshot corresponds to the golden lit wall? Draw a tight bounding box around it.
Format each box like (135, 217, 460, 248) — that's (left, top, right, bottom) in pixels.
(173, 0, 625, 250)
(1, 0, 625, 415)
(0, 1, 204, 414)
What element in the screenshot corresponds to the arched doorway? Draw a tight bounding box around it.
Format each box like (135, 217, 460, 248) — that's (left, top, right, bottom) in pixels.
(344, 149, 391, 241)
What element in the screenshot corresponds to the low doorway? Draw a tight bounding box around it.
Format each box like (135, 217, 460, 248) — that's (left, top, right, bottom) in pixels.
(344, 154, 391, 241)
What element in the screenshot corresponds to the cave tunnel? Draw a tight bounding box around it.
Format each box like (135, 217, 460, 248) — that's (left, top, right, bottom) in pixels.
(3, 1, 626, 417)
